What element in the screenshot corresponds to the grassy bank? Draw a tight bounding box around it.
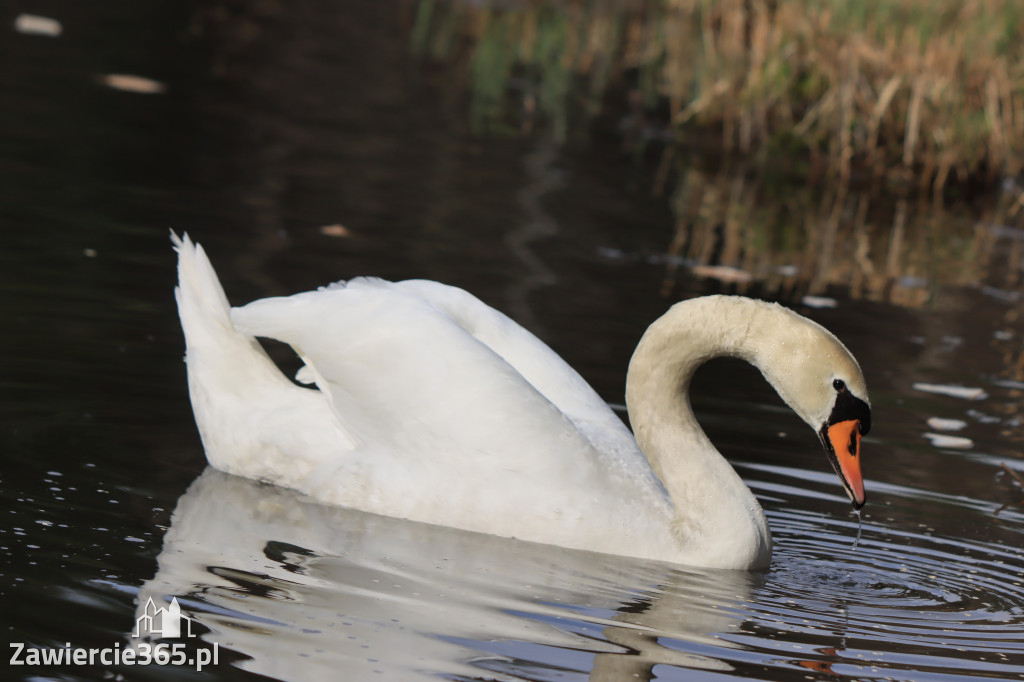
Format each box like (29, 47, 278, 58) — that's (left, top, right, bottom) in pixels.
(413, 0, 1024, 194)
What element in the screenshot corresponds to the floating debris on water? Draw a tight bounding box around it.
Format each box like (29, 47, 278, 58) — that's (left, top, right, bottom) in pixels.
(690, 264, 752, 283)
(912, 383, 988, 400)
(923, 433, 974, 449)
(596, 246, 626, 261)
(967, 409, 1002, 424)
(320, 224, 351, 238)
(926, 417, 967, 431)
(981, 285, 1023, 303)
(14, 14, 62, 37)
(801, 296, 838, 309)
(98, 74, 167, 95)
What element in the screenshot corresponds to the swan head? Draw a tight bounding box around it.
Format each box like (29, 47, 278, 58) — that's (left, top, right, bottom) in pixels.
(746, 302, 870, 509)
(816, 378, 870, 509)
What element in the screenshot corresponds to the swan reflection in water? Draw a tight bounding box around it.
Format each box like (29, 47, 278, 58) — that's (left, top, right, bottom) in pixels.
(134, 468, 759, 680)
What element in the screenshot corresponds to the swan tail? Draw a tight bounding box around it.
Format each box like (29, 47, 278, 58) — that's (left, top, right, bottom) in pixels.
(172, 231, 235, 343)
(172, 230, 283, 382)
(172, 232, 353, 486)
(171, 232, 285, 460)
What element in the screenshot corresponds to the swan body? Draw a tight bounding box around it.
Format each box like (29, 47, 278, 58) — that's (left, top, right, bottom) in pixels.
(173, 233, 870, 570)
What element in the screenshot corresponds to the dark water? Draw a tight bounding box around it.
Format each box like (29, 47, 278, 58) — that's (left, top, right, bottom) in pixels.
(2, 2, 1023, 680)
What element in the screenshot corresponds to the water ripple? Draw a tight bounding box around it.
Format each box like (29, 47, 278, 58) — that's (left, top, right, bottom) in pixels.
(738, 507, 1024, 677)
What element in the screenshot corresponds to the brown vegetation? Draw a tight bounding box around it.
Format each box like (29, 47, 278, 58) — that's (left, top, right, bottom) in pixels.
(413, 0, 1024, 194)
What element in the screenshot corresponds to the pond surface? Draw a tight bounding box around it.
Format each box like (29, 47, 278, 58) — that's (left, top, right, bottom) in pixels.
(2, 2, 1023, 681)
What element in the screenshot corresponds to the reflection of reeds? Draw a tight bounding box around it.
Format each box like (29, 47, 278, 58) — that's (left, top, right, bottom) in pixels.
(414, 0, 1024, 192)
(655, 160, 1024, 308)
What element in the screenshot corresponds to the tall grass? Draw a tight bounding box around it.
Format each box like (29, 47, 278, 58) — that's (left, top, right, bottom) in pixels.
(413, 0, 1024, 193)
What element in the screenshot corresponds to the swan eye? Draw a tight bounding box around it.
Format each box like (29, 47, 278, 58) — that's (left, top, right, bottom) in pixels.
(832, 378, 846, 392)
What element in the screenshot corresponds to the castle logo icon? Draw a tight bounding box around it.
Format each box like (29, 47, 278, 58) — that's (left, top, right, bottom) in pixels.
(132, 597, 195, 639)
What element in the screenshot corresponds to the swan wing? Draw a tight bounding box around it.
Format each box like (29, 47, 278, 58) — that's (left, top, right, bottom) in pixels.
(229, 279, 656, 521)
(390, 279, 640, 458)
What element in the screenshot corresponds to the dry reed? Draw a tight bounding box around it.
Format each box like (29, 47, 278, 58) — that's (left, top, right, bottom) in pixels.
(414, 0, 1024, 193)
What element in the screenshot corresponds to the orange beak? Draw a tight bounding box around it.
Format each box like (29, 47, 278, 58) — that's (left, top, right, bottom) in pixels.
(823, 419, 866, 508)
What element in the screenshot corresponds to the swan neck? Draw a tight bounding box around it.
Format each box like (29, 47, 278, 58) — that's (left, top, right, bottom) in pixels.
(624, 296, 772, 568)
(625, 297, 764, 449)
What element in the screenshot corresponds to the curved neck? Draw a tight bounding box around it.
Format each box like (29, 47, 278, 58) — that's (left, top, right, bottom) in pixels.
(625, 296, 774, 569)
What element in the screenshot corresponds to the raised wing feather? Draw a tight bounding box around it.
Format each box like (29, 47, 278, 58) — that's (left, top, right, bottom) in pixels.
(229, 278, 655, 518)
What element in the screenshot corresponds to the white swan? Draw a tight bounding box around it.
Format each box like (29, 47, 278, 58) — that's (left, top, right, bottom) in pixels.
(172, 233, 870, 570)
